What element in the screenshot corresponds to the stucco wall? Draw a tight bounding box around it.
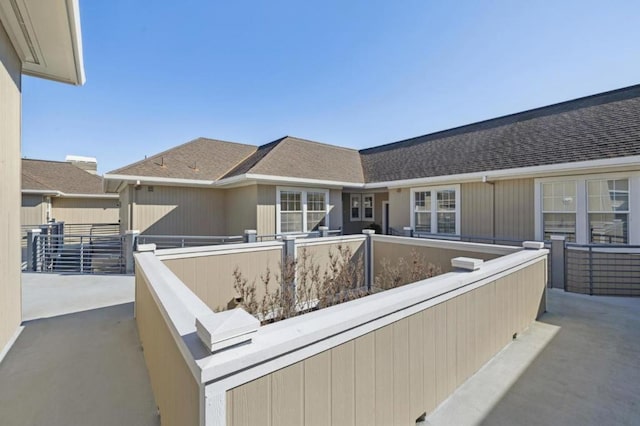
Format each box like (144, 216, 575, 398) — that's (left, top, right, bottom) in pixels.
(0, 22, 22, 356)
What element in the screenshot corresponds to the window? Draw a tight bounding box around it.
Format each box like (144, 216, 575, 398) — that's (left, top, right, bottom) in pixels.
(350, 193, 374, 221)
(542, 181, 576, 242)
(411, 186, 459, 235)
(588, 179, 629, 244)
(280, 190, 303, 233)
(277, 188, 329, 233)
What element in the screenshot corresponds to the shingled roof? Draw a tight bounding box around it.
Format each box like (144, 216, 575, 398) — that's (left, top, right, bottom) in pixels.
(22, 159, 107, 195)
(222, 136, 364, 183)
(108, 138, 257, 181)
(360, 84, 640, 183)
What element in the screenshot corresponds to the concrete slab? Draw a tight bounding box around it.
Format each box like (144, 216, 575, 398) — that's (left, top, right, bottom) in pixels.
(0, 303, 159, 426)
(22, 273, 134, 321)
(426, 289, 640, 426)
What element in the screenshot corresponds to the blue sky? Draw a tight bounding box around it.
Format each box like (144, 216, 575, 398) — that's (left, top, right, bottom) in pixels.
(22, 0, 640, 174)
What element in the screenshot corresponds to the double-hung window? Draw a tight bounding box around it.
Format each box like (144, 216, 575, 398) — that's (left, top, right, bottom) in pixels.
(587, 179, 629, 244)
(277, 187, 329, 233)
(350, 193, 374, 221)
(542, 181, 577, 242)
(411, 186, 459, 235)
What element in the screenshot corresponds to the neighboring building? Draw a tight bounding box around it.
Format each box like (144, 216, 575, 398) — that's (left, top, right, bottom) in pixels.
(21, 158, 119, 226)
(0, 1, 84, 359)
(105, 85, 640, 245)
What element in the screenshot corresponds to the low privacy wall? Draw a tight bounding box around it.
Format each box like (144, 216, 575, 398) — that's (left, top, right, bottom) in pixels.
(134, 236, 548, 425)
(295, 234, 367, 279)
(135, 258, 205, 426)
(158, 242, 284, 312)
(372, 234, 518, 275)
(224, 254, 546, 425)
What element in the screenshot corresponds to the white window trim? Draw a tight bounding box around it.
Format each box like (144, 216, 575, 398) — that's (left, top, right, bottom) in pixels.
(350, 193, 375, 222)
(535, 172, 639, 244)
(410, 185, 461, 235)
(276, 186, 330, 234)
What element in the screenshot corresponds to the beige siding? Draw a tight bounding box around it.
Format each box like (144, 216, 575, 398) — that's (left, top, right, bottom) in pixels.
(226, 260, 547, 425)
(0, 23, 22, 355)
(135, 269, 200, 426)
(21, 194, 45, 225)
(257, 185, 276, 235)
(225, 185, 258, 235)
(495, 178, 535, 241)
(162, 247, 283, 312)
(461, 182, 494, 238)
(388, 188, 410, 232)
(119, 186, 130, 234)
(51, 197, 119, 224)
(298, 238, 366, 288)
(130, 185, 226, 235)
(373, 239, 503, 277)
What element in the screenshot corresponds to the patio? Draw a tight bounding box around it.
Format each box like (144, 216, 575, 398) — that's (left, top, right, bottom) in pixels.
(0, 275, 638, 425)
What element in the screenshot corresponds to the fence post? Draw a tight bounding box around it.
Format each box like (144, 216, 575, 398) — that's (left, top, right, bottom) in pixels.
(124, 230, 140, 274)
(244, 229, 257, 243)
(403, 226, 413, 237)
(282, 235, 296, 263)
(588, 245, 593, 296)
(319, 226, 329, 238)
(550, 235, 566, 290)
(362, 229, 375, 291)
(27, 229, 42, 271)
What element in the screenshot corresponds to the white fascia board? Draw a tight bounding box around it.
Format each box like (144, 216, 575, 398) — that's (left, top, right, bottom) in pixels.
(21, 189, 117, 199)
(103, 174, 217, 188)
(364, 156, 640, 189)
(66, 0, 85, 85)
(216, 173, 365, 189)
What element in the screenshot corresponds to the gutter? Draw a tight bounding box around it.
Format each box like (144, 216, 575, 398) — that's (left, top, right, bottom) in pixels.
(103, 155, 640, 193)
(21, 189, 118, 199)
(66, 0, 86, 85)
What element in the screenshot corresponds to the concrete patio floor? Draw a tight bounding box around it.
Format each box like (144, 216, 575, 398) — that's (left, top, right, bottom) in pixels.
(428, 289, 640, 426)
(1, 275, 639, 426)
(0, 274, 159, 426)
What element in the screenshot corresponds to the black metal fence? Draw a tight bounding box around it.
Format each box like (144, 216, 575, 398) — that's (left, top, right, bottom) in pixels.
(565, 243, 640, 296)
(137, 234, 244, 250)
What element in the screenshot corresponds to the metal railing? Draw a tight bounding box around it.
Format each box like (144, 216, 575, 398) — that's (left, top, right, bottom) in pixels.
(137, 234, 244, 250)
(33, 233, 125, 274)
(412, 231, 525, 247)
(63, 223, 120, 237)
(255, 229, 342, 242)
(565, 243, 640, 296)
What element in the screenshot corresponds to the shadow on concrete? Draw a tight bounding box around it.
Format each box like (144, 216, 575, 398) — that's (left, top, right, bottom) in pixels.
(478, 290, 640, 426)
(0, 303, 159, 426)
(428, 289, 640, 426)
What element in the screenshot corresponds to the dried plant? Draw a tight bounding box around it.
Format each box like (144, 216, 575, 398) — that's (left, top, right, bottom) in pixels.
(374, 249, 441, 290)
(232, 246, 441, 325)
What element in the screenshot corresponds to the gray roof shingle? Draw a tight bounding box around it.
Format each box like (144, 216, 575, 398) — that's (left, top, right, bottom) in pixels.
(223, 136, 364, 183)
(360, 85, 640, 182)
(22, 159, 108, 195)
(108, 137, 257, 181)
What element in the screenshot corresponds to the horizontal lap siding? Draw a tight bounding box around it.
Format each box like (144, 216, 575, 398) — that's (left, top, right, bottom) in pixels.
(226, 259, 547, 426)
(135, 270, 199, 426)
(162, 248, 284, 312)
